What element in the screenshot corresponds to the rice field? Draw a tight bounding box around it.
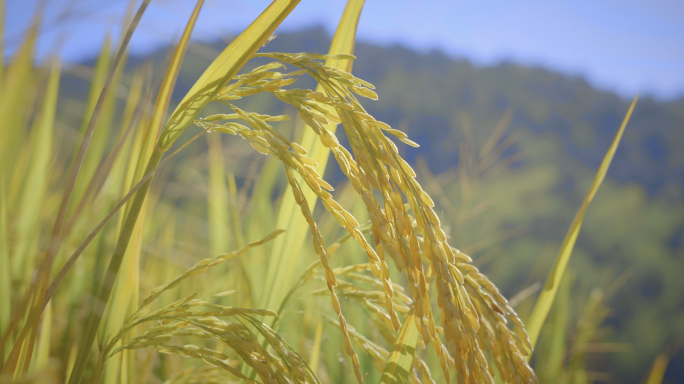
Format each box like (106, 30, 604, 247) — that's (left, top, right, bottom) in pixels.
(0, 1, 656, 383)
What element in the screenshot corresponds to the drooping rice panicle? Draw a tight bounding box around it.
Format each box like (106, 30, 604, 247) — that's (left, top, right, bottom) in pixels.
(194, 51, 537, 383)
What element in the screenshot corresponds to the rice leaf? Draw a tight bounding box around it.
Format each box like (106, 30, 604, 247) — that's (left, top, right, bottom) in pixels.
(156, 0, 301, 150)
(98, 115, 157, 384)
(0, 183, 10, 360)
(259, 0, 364, 318)
(13, 63, 59, 286)
(525, 95, 638, 351)
(33, 301, 51, 373)
(537, 273, 572, 382)
(207, 133, 230, 255)
(70, 35, 125, 212)
(380, 310, 418, 384)
(309, 320, 324, 374)
(0, 61, 59, 378)
(644, 353, 669, 384)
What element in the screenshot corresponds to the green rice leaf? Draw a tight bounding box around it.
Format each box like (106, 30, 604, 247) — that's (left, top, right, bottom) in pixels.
(207, 133, 230, 255)
(525, 95, 638, 351)
(13, 63, 60, 285)
(0, 182, 10, 360)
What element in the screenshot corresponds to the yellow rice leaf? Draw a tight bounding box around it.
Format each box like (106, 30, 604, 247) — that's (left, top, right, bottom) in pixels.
(33, 300, 51, 373)
(0, 63, 59, 377)
(380, 310, 418, 384)
(0, 183, 9, 359)
(70, 35, 125, 212)
(13, 61, 60, 287)
(644, 353, 669, 384)
(207, 133, 230, 255)
(525, 95, 638, 351)
(156, 0, 301, 150)
(308, 320, 324, 374)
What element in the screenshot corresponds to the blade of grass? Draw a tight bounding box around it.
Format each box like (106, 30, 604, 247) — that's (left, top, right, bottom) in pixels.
(227, 171, 253, 306)
(227, 172, 245, 248)
(309, 320, 324, 375)
(44, 130, 208, 310)
(98, 93, 159, 384)
(525, 95, 638, 352)
(207, 133, 230, 255)
(71, 35, 126, 212)
(0, 1, 151, 376)
(0, 61, 59, 378)
(643, 353, 669, 384)
(63, 66, 150, 237)
(259, 0, 365, 318)
(33, 301, 51, 375)
(380, 309, 419, 384)
(538, 272, 572, 382)
(0, 182, 9, 362)
(13, 63, 59, 287)
(156, 0, 300, 151)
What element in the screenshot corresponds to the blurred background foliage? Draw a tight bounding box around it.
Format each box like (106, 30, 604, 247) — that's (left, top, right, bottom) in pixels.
(3, 20, 683, 383)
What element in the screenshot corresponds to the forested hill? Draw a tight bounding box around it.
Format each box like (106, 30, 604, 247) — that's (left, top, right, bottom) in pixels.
(194, 27, 683, 196)
(62, 27, 684, 196)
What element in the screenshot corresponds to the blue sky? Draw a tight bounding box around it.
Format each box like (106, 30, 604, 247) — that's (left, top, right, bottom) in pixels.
(4, 0, 684, 100)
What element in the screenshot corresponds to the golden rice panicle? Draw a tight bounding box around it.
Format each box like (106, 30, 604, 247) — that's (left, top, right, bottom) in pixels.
(280, 167, 363, 383)
(228, 55, 403, 333)
(113, 289, 318, 382)
(268, 53, 535, 383)
(196, 103, 389, 383)
(204, 52, 536, 383)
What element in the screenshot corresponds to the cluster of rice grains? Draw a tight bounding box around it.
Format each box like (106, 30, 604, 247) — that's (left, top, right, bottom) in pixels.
(194, 52, 537, 383)
(102, 232, 322, 384)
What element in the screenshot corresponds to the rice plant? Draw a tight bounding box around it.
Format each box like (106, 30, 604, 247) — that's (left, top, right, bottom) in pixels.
(0, 1, 649, 383)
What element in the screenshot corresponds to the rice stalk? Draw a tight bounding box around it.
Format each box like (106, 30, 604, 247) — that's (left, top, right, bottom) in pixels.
(0, 184, 9, 359)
